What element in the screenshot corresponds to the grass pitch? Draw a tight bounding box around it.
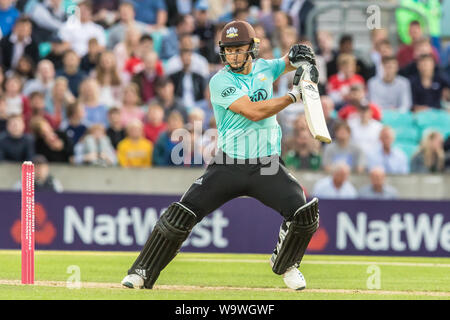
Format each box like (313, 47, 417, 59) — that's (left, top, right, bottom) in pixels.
(0, 250, 449, 300)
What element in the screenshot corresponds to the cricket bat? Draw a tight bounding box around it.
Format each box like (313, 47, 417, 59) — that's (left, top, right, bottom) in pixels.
(293, 64, 332, 144)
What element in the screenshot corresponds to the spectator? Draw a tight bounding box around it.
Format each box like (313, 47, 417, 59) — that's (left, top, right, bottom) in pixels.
(144, 103, 167, 144)
(113, 25, 142, 82)
(411, 131, 445, 173)
(11, 55, 35, 83)
(316, 30, 336, 65)
(60, 101, 88, 146)
(268, 10, 290, 51)
(399, 38, 439, 80)
(3, 74, 30, 118)
(33, 154, 64, 192)
(31, 116, 74, 163)
(107, 2, 149, 50)
(283, 0, 315, 38)
(131, 51, 161, 104)
(117, 119, 153, 168)
(55, 50, 87, 97)
(193, 1, 216, 63)
(0, 16, 39, 70)
(26, 0, 67, 43)
(23, 60, 56, 98)
(153, 110, 185, 166)
(13, 154, 64, 192)
(397, 21, 440, 69)
(152, 77, 188, 122)
(327, 53, 365, 109)
(106, 107, 126, 149)
(444, 135, 450, 171)
(312, 163, 357, 199)
(368, 28, 389, 77)
(0, 114, 34, 162)
(169, 47, 206, 111)
(91, 0, 120, 29)
(0, 65, 4, 95)
(359, 167, 398, 199)
(0, 0, 20, 38)
(322, 121, 365, 173)
(159, 14, 195, 61)
(283, 128, 321, 171)
(133, 0, 167, 30)
(327, 34, 372, 81)
(120, 83, 145, 127)
(0, 95, 7, 132)
(165, 34, 210, 79)
(368, 126, 409, 175)
(27, 91, 58, 130)
(78, 78, 108, 127)
(92, 50, 122, 108)
(347, 101, 383, 159)
(74, 123, 116, 166)
(46, 76, 75, 122)
(80, 38, 103, 74)
(338, 83, 382, 121)
(410, 54, 450, 111)
(368, 56, 412, 112)
(58, 0, 106, 57)
(321, 95, 337, 140)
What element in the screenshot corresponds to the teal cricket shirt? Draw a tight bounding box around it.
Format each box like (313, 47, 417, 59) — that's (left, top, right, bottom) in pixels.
(209, 58, 286, 159)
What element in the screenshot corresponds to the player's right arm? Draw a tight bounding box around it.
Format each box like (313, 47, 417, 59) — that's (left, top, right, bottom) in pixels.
(228, 95, 294, 122)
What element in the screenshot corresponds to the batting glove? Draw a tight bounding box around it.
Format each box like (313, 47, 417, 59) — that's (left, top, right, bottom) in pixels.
(287, 66, 305, 103)
(288, 44, 316, 68)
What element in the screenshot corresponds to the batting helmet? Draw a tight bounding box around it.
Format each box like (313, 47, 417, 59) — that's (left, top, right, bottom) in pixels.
(219, 20, 260, 72)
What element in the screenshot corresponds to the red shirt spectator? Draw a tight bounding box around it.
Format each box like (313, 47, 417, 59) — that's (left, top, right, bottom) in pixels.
(144, 103, 167, 143)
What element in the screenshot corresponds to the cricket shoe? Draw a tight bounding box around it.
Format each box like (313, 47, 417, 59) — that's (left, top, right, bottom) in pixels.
(121, 274, 144, 289)
(270, 260, 306, 290)
(282, 266, 306, 290)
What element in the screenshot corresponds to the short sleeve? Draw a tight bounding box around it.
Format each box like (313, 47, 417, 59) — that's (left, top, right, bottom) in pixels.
(209, 74, 247, 109)
(265, 58, 286, 81)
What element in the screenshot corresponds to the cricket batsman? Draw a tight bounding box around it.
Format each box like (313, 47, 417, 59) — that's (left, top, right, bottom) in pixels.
(122, 20, 320, 290)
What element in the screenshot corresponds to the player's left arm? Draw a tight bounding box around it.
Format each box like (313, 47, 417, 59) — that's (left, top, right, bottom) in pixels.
(281, 44, 317, 75)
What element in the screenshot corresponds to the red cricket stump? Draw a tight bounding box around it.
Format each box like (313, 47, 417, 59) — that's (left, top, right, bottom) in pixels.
(21, 161, 35, 284)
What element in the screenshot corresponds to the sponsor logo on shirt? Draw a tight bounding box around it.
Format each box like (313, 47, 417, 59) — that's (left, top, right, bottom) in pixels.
(250, 89, 268, 102)
(221, 87, 236, 97)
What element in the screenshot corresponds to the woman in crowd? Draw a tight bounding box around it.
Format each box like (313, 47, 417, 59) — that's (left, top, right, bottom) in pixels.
(74, 123, 117, 166)
(78, 78, 109, 128)
(411, 131, 445, 173)
(120, 83, 145, 127)
(92, 50, 122, 108)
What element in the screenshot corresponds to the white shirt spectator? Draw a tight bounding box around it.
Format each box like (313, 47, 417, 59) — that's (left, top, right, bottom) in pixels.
(368, 75, 412, 112)
(368, 144, 409, 174)
(312, 176, 358, 199)
(165, 53, 210, 79)
(58, 20, 106, 57)
(348, 117, 382, 158)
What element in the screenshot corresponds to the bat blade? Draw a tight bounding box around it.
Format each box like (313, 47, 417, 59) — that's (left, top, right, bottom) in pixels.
(300, 79, 332, 144)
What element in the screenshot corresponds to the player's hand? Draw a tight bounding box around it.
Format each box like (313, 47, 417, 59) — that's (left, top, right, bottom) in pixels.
(287, 67, 305, 103)
(288, 44, 316, 68)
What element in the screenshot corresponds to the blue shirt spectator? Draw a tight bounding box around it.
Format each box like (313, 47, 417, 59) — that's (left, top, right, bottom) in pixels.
(133, 0, 167, 25)
(0, 0, 19, 37)
(312, 163, 358, 199)
(359, 167, 398, 199)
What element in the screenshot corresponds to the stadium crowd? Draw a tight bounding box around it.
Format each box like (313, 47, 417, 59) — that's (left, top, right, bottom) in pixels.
(0, 0, 450, 197)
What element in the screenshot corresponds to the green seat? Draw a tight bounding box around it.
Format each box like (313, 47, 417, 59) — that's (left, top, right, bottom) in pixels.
(393, 126, 421, 144)
(415, 110, 450, 139)
(38, 42, 52, 58)
(382, 110, 415, 127)
(394, 142, 419, 160)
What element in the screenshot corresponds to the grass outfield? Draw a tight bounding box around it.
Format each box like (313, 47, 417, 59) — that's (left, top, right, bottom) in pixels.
(0, 250, 449, 300)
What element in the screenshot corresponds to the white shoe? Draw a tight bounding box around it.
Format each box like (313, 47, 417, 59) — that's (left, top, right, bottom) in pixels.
(283, 266, 306, 290)
(121, 274, 144, 289)
(270, 259, 306, 290)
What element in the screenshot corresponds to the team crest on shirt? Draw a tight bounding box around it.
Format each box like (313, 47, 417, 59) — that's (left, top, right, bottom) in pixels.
(257, 74, 267, 81)
(226, 27, 239, 38)
(250, 89, 268, 102)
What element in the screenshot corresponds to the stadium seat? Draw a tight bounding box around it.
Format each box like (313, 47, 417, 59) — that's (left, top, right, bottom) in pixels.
(394, 142, 419, 160)
(381, 110, 415, 127)
(414, 109, 450, 139)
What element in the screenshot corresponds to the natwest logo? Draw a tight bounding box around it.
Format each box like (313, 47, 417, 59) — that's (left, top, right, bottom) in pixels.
(63, 206, 229, 248)
(336, 212, 450, 252)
